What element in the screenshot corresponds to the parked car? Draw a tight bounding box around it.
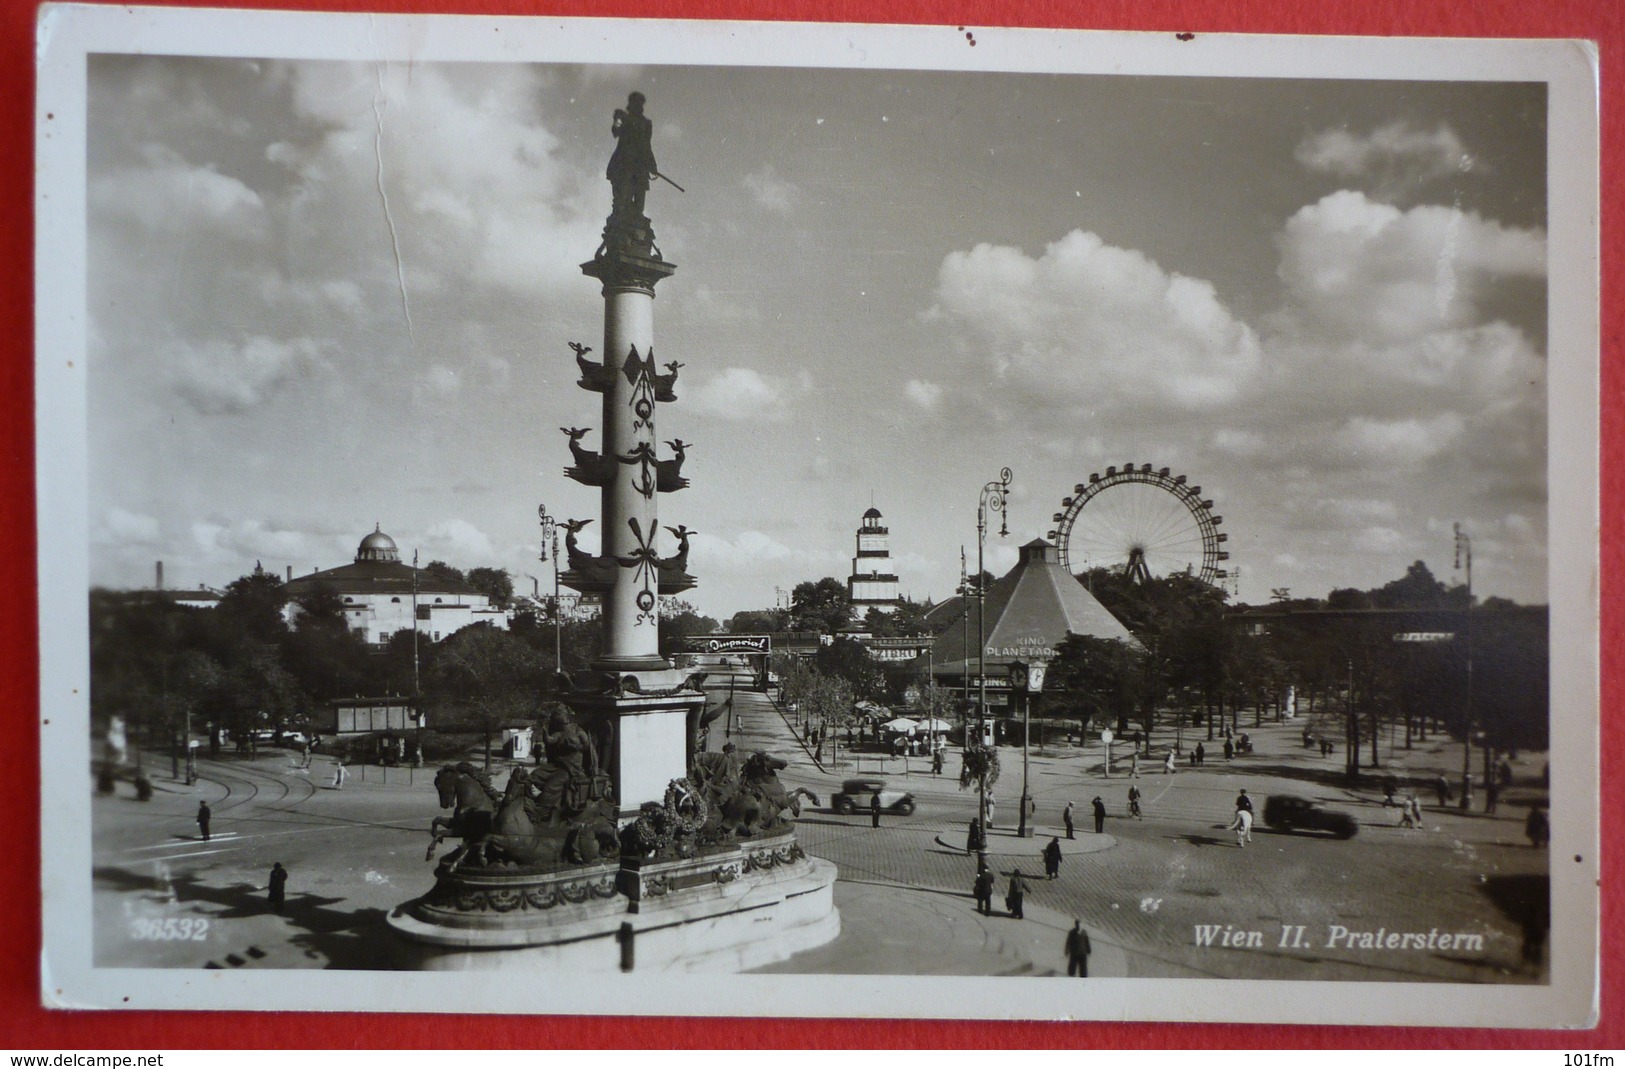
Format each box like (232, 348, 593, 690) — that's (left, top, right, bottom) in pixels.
(832, 778, 916, 816)
(1262, 794, 1360, 839)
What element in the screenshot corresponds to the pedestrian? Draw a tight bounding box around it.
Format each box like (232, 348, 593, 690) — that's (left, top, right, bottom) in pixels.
(1485, 778, 1499, 815)
(1065, 919, 1092, 977)
(1194, 742, 1205, 766)
(871, 789, 882, 829)
(1224, 737, 1235, 761)
(1163, 751, 1176, 774)
(267, 862, 288, 913)
(1128, 784, 1142, 819)
(1042, 836, 1063, 880)
(932, 748, 944, 776)
(1526, 805, 1550, 849)
(1023, 794, 1036, 827)
(332, 760, 348, 790)
(1063, 801, 1075, 840)
(1092, 795, 1106, 834)
(966, 817, 984, 855)
(1398, 793, 1423, 829)
(1229, 804, 1253, 847)
(1129, 752, 1139, 778)
(1434, 774, 1451, 808)
(1498, 757, 1514, 789)
(973, 862, 996, 915)
(1005, 869, 1028, 919)
(196, 801, 211, 842)
(1235, 788, 1253, 816)
(299, 741, 311, 769)
(986, 795, 997, 827)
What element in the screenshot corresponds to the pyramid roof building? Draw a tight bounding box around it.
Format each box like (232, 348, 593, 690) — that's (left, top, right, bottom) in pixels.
(927, 538, 1137, 677)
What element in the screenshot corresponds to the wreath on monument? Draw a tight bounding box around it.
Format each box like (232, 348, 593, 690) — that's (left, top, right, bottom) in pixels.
(959, 746, 1001, 792)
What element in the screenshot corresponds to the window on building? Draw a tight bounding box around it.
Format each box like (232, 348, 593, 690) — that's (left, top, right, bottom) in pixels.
(417, 606, 431, 621)
(391, 597, 401, 603)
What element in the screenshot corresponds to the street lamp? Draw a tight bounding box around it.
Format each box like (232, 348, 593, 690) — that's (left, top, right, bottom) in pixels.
(976, 467, 1013, 841)
(537, 504, 562, 676)
(1454, 522, 1474, 810)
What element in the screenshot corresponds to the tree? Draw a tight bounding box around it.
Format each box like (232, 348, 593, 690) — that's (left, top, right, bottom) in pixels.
(465, 567, 515, 609)
(659, 597, 719, 659)
(427, 624, 547, 769)
(1045, 635, 1148, 734)
(814, 637, 885, 703)
(215, 568, 290, 647)
(422, 560, 466, 587)
(727, 608, 786, 634)
(790, 577, 851, 634)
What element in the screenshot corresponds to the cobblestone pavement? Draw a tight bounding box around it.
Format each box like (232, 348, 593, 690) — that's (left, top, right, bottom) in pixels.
(719, 676, 1549, 983)
(89, 675, 1548, 984)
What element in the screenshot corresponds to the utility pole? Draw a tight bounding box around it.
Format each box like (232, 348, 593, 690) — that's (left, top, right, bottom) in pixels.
(1455, 523, 1474, 810)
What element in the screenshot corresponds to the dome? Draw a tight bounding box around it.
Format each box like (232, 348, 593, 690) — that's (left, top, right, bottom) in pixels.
(355, 525, 400, 563)
(862, 507, 883, 520)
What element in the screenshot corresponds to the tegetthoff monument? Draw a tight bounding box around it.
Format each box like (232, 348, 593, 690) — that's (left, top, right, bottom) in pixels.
(388, 92, 840, 971)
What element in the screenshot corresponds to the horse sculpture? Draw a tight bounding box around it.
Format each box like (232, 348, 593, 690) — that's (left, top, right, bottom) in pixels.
(426, 763, 500, 870)
(690, 749, 818, 841)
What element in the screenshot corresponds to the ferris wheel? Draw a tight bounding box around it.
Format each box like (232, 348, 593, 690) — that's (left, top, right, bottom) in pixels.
(1048, 463, 1230, 585)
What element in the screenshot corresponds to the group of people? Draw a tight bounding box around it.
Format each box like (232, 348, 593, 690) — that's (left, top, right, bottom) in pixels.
(1061, 797, 1109, 838)
(969, 855, 1094, 975)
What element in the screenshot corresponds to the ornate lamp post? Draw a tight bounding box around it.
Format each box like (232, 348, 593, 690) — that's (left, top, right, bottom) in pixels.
(976, 468, 1012, 839)
(1454, 522, 1474, 810)
(537, 504, 562, 675)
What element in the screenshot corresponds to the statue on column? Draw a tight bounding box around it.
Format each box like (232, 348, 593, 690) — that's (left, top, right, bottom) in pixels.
(607, 92, 657, 222)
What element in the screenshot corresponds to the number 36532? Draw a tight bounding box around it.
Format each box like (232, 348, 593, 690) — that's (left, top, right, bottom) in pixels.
(128, 917, 209, 941)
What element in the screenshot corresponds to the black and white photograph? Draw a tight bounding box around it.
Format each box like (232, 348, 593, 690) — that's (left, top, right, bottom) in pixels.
(37, 7, 1599, 1026)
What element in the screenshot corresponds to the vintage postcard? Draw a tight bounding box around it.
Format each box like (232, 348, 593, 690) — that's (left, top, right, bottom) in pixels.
(37, 6, 1599, 1026)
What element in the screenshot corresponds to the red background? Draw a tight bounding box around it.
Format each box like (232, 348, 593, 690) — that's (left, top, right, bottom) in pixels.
(5, 0, 1619, 1050)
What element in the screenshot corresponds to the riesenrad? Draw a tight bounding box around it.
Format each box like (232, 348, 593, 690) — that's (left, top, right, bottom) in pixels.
(1047, 463, 1230, 585)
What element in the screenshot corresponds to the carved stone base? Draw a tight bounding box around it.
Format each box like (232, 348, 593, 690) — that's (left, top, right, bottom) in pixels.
(390, 860, 625, 944)
(387, 834, 838, 972)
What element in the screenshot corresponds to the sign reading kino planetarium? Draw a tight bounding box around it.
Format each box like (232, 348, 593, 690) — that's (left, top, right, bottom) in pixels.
(985, 636, 1056, 661)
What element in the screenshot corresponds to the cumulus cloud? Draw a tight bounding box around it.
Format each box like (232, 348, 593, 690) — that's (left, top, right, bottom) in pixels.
(904, 379, 943, 409)
(169, 335, 329, 415)
(741, 167, 798, 213)
(929, 230, 1261, 411)
(1332, 413, 1467, 464)
(685, 367, 786, 420)
(422, 519, 497, 561)
(1295, 121, 1472, 195)
(93, 507, 162, 546)
(90, 144, 268, 240)
(1275, 191, 1544, 345)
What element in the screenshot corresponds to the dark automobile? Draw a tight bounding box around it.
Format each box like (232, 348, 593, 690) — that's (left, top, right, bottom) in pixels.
(832, 778, 916, 816)
(1262, 794, 1359, 839)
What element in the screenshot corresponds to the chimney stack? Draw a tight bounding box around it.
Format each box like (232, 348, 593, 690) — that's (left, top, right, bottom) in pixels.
(286, 565, 293, 583)
(155, 561, 164, 591)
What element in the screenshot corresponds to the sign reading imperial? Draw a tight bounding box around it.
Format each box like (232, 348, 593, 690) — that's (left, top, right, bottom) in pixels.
(687, 634, 771, 655)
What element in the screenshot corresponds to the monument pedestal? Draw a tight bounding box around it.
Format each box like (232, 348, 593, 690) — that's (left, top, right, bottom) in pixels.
(388, 834, 838, 972)
(566, 666, 705, 819)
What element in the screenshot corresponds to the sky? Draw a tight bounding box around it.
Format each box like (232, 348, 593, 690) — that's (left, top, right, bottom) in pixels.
(85, 56, 1550, 619)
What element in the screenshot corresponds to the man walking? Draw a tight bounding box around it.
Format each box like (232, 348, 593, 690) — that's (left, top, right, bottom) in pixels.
(1063, 801, 1075, 840)
(1042, 836, 1063, 880)
(973, 862, 996, 916)
(1005, 869, 1028, 919)
(932, 748, 944, 776)
(1092, 795, 1107, 834)
(332, 760, 349, 790)
(870, 788, 882, 829)
(1065, 919, 1093, 977)
(1229, 804, 1254, 847)
(196, 800, 211, 842)
(1195, 742, 1205, 767)
(1235, 788, 1254, 819)
(268, 862, 288, 913)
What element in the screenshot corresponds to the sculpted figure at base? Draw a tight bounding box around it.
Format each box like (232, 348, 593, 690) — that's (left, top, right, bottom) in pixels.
(691, 748, 819, 843)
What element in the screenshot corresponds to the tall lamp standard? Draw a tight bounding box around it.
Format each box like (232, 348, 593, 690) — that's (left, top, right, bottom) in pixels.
(1454, 522, 1474, 810)
(537, 504, 562, 676)
(976, 468, 1013, 839)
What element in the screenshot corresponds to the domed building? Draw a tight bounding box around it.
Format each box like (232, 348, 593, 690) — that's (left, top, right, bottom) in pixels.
(283, 526, 508, 645)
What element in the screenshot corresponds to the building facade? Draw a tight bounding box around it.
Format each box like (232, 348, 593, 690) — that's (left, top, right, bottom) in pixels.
(284, 527, 508, 645)
(847, 507, 900, 614)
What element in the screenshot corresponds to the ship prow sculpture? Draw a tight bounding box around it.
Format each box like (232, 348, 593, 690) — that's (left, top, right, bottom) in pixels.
(389, 91, 839, 972)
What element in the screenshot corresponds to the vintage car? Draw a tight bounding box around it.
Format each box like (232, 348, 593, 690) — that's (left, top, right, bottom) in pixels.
(1261, 794, 1360, 839)
(832, 778, 917, 816)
